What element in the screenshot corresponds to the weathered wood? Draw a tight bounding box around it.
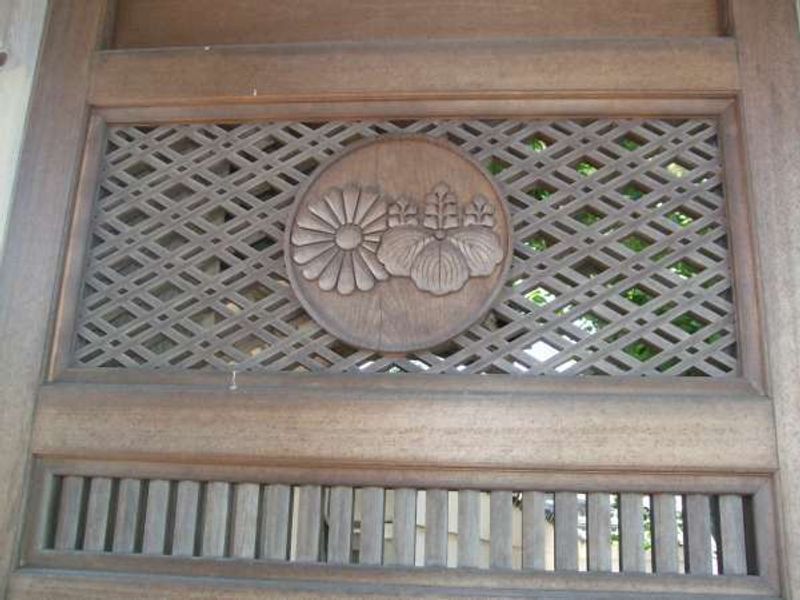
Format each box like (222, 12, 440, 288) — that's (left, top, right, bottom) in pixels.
(230, 483, 259, 559)
(33, 385, 777, 473)
(457, 490, 481, 568)
(326, 486, 353, 564)
(390, 488, 416, 567)
(82, 478, 112, 552)
(424, 489, 448, 567)
(620, 493, 645, 573)
(0, 0, 108, 593)
(112, 479, 141, 554)
(554, 492, 578, 571)
(171, 481, 199, 557)
(653, 494, 679, 574)
(358, 487, 384, 565)
(90, 38, 739, 107)
(141, 480, 170, 555)
(54, 476, 84, 551)
(587, 493, 611, 572)
(260, 484, 291, 561)
(522, 491, 548, 570)
(719, 495, 747, 575)
(490, 491, 513, 569)
(202, 482, 230, 558)
(295, 485, 322, 562)
(685, 494, 713, 576)
(112, 0, 722, 48)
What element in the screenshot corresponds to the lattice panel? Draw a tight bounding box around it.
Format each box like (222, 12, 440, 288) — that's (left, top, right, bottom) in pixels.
(71, 119, 737, 376)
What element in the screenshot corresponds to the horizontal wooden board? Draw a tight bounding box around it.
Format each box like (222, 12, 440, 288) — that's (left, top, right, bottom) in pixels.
(111, 0, 723, 49)
(33, 383, 776, 472)
(90, 38, 739, 107)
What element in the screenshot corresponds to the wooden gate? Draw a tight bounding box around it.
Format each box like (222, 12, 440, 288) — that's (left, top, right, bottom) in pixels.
(1, 1, 799, 598)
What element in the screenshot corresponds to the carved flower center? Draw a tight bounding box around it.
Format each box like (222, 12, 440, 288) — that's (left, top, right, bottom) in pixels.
(335, 224, 363, 250)
(433, 230, 447, 240)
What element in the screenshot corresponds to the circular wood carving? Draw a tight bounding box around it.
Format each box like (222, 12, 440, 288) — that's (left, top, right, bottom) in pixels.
(285, 136, 511, 352)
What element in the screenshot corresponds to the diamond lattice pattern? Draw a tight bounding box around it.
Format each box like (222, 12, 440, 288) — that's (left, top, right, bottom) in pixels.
(71, 119, 737, 376)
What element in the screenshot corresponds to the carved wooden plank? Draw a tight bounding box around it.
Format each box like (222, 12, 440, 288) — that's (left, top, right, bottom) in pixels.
(653, 494, 679, 574)
(490, 491, 513, 569)
(261, 484, 291, 561)
(295, 485, 322, 562)
(326, 486, 353, 564)
(172, 481, 199, 557)
(554, 492, 578, 571)
(112, 478, 141, 554)
(201, 482, 230, 558)
(522, 491, 548, 570)
(457, 490, 480, 568)
(54, 476, 84, 550)
(141, 480, 170, 555)
(391, 488, 416, 567)
(686, 494, 713, 575)
(620, 493, 645, 573)
(587, 493, 611, 572)
(82, 477, 112, 552)
(230, 483, 259, 559)
(359, 487, 384, 565)
(719, 495, 747, 575)
(424, 489, 448, 567)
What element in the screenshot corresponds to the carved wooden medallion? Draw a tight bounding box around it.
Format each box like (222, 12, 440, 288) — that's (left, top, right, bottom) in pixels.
(285, 136, 511, 352)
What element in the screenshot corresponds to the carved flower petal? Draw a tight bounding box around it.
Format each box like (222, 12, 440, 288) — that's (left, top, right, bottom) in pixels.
(300, 245, 338, 280)
(323, 187, 347, 226)
(352, 250, 376, 291)
(353, 187, 380, 225)
(448, 226, 504, 276)
(410, 239, 470, 296)
(343, 185, 362, 224)
(297, 210, 337, 234)
(292, 227, 335, 247)
(293, 241, 336, 265)
(337, 252, 356, 295)
(357, 246, 388, 282)
(318, 250, 344, 291)
(359, 196, 388, 232)
(376, 226, 433, 276)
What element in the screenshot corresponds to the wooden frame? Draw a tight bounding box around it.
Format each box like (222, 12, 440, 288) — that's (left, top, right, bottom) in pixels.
(1, 0, 798, 598)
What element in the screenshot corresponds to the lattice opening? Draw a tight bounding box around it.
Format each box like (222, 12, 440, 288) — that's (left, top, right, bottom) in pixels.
(70, 119, 738, 376)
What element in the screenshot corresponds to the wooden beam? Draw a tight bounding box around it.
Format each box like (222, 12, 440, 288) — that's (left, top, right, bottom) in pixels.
(33, 383, 776, 472)
(89, 38, 739, 107)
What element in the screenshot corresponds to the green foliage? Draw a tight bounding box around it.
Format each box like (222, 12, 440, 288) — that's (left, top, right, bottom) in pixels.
(573, 209, 603, 226)
(622, 286, 653, 306)
(669, 260, 701, 279)
(575, 161, 598, 176)
(528, 187, 552, 201)
(667, 209, 695, 227)
(620, 234, 652, 253)
(487, 158, 509, 175)
(525, 237, 549, 252)
(620, 183, 645, 201)
(624, 340, 660, 362)
(526, 286, 556, 307)
(529, 137, 548, 152)
(672, 313, 707, 334)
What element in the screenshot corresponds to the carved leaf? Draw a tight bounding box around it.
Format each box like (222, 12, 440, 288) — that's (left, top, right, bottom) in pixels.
(410, 239, 470, 296)
(448, 226, 504, 276)
(376, 226, 433, 276)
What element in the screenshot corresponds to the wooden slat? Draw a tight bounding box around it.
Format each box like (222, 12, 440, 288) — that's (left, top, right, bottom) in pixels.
(54, 476, 84, 551)
(359, 487, 384, 566)
(112, 0, 722, 49)
(653, 494, 679, 574)
(90, 38, 739, 108)
(326, 486, 353, 565)
(522, 491, 548, 570)
(554, 492, 577, 571)
(201, 482, 230, 558)
(171, 481, 199, 557)
(230, 483, 259, 559)
(260, 484, 291, 561)
(82, 478, 111, 552)
(490, 491, 513, 569)
(391, 488, 416, 567)
(686, 494, 713, 575)
(112, 479, 141, 553)
(424, 489, 448, 567)
(141, 480, 170, 555)
(587, 493, 611, 572)
(295, 485, 322, 562)
(33, 385, 777, 473)
(719, 495, 747, 575)
(457, 490, 481, 568)
(620, 493, 645, 573)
